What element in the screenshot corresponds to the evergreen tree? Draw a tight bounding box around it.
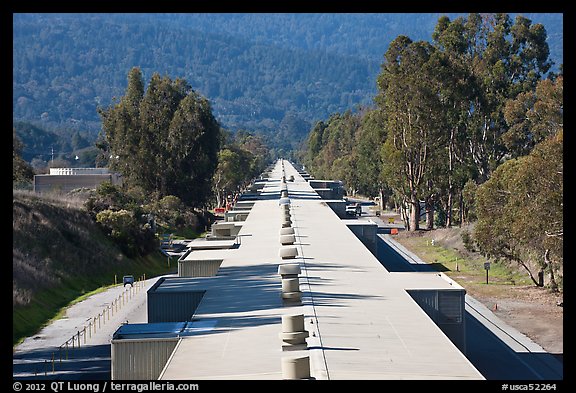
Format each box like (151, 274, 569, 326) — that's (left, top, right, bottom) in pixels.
(503, 75, 563, 158)
(99, 67, 221, 207)
(13, 129, 34, 187)
(474, 131, 562, 290)
(375, 37, 447, 231)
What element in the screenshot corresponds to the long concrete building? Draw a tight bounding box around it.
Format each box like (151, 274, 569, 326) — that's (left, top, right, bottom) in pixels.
(111, 159, 484, 380)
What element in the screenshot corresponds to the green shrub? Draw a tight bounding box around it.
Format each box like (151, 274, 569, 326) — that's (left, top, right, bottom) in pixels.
(96, 209, 157, 257)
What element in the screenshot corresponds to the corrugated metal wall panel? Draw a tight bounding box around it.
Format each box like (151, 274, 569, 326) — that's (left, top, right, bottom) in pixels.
(438, 291, 464, 324)
(111, 338, 179, 380)
(408, 290, 439, 322)
(178, 259, 223, 277)
(407, 289, 466, 353)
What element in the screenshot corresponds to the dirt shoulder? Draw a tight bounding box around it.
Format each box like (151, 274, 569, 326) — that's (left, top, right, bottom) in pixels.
(391, 226, 563, 357)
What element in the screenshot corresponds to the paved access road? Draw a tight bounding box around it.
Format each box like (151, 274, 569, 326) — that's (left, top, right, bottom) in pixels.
(13, 275, 175, 380)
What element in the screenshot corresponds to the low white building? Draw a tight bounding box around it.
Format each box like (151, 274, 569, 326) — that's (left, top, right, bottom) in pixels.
(33, 168, 122, 194)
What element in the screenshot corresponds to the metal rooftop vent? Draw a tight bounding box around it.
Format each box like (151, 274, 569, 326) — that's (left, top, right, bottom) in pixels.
(280, 227, 295, 236)
(279, 314, 309, 351)
(279, 246, 298, 259)
(281, 355, 310, 379)
(280, 234, 296, 245)
(281, 277, 302, 303)
(277, 263, 301, 277)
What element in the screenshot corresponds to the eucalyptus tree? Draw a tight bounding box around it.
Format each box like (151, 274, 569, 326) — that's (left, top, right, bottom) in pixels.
(430, 13, 552, 225)
(474, 74, 562, 290)
(503, 75, 563, 158)
(355, 108, 390, 208)
(99, 67, 221, 208)
(434, 13, 552, 183)
(474, 130, 562, 290)
(431, 15, 478, 226)
(303, 120, 328, 176)
(376, 36, 447, 231)
(303, 111, 359, 186)
(213, 147, 246, 208)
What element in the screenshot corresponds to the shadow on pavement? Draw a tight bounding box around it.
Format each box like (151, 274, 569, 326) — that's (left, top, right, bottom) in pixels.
(13, 344, 111, 380)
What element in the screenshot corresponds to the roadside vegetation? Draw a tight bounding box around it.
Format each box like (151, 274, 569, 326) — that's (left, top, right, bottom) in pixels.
(12, 69, 272, 346)
(12, 190, 174, 345)
(392, 225, 533, 291)
(12, 13, 561, 347)
(302, 13, 563, 293)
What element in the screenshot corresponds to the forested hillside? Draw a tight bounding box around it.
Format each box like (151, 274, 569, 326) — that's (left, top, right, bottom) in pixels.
(13, 13, 562, 154)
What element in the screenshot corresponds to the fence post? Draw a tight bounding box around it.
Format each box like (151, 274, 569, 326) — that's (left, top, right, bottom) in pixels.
(84, 326, 87, 344)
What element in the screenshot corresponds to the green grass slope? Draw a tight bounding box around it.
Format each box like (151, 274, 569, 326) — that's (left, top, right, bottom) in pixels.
(13, 190, 171, 346)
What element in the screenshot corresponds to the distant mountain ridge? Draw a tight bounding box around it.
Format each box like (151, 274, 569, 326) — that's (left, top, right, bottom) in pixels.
(13, 13, 563, 149)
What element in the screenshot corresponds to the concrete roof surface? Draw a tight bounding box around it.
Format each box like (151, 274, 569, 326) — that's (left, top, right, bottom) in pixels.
(158, 160, 484, 380)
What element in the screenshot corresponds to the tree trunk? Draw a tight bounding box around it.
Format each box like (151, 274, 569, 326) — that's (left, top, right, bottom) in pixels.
(544, 249, 559, 292)
(459, 190, 465, 227)
(379, 189, 386, 210)
(505, 251, 541, 287)
(445, 187, 453, 227)
(426, 196, 434, 231)
(409, 194, 420, 231)
(549, 268, 559, 292)
(216, 191, 222, 209)
(446, 127, 455, 228)
(401, 199, 410, 231)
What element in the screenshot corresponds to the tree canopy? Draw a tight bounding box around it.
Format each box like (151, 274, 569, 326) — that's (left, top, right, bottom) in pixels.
(301, 13, 562, 290)
(98, 67, 221, 208)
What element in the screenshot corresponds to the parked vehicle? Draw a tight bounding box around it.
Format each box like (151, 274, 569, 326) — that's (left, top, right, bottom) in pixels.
(123, 275, 135, 286)
(346, 203, 362, 217)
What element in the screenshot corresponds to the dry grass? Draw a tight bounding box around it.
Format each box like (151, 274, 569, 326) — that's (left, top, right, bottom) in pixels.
(13, 190, 121, 304)
(394, 226, 534, 293)
(12, 189, 172, 345)
(393, 226, 563, 354)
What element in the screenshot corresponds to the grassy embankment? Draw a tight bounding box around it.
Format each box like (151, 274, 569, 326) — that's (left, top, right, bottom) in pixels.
(392, 225, 534, 300)
(13, 190, 174, 346)
(366, 202, 533, 297)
